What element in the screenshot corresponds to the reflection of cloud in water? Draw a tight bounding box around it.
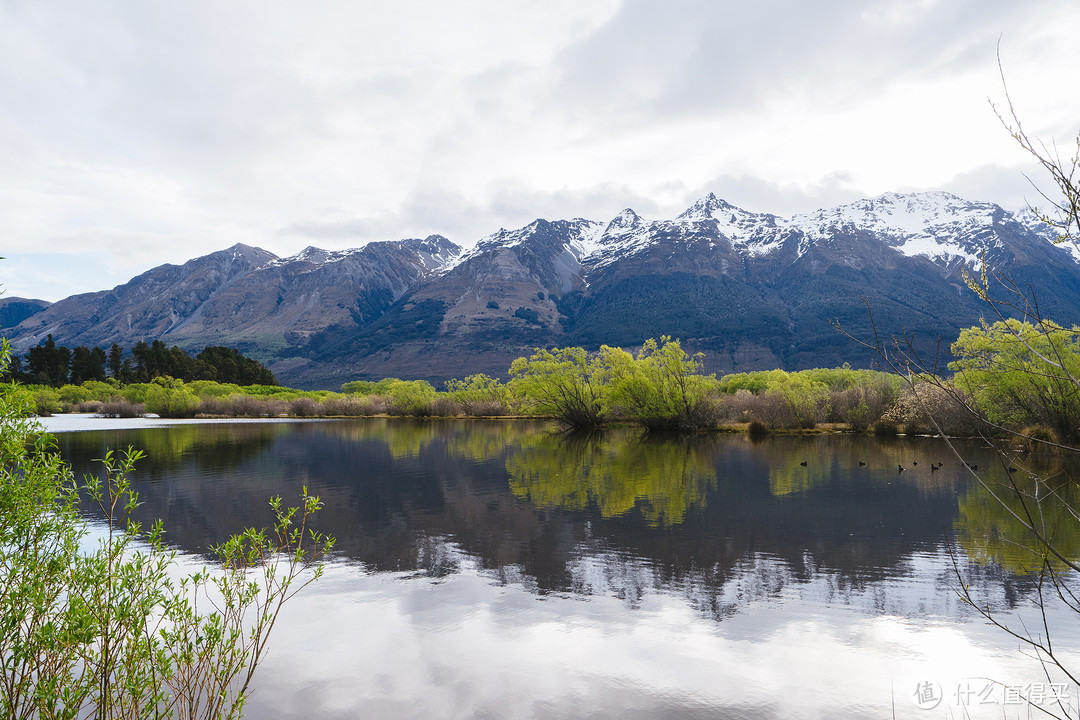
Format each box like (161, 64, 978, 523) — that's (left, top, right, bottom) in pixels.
(245, 559, 1080, 720)
(564, 543, 1017, 626)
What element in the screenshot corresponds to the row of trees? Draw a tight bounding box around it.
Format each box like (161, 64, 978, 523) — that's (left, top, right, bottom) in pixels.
(26, 327, 1080, 441)
(5, 335, 277, 387)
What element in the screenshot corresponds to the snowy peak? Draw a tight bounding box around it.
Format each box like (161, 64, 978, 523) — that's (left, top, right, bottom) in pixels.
(443, 190, 1072, 276)
(606, 208, 644, 233)
(443, 218, 601, 275)
(401, 234, 463, 270)
(295, 246, 333, 264)
(677, 192, 736, 221)
(677, 194, 783, 247)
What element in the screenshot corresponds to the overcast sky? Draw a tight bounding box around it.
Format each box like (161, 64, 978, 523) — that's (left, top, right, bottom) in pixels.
(4, 0, 1080, 302)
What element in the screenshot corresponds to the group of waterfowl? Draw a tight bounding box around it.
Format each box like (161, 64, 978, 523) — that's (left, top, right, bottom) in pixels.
(795, 459, 1019, 474)
(896, 460, 947, 472)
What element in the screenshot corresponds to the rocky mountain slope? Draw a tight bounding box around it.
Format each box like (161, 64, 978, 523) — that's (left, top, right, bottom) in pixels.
(6, 192, 1079, 388)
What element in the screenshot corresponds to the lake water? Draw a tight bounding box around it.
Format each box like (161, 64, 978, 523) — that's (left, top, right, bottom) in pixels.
(45, 416, 1080, 719)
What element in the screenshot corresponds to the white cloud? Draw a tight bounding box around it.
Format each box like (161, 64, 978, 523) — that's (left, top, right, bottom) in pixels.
(3, 0, 1080, 300)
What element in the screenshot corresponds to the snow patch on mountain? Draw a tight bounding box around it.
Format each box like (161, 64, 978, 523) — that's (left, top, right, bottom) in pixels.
(1016, 208, 1080, 263)
(270, 246, 356, 267)
(785, 191, 1010, 265)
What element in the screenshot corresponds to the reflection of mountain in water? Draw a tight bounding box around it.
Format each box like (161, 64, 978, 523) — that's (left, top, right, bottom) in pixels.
(55, 420, 1061, 620)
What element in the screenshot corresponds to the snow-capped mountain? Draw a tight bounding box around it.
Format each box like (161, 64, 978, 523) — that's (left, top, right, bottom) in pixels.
(5, 192, 1079, 388)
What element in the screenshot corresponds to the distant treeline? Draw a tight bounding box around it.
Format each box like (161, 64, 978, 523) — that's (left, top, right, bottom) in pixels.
(15, 324, 1075, 445)
(3, 335, 276, 387)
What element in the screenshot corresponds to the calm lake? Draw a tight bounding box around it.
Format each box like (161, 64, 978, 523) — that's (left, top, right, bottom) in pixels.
(46, 416, 1080, 719)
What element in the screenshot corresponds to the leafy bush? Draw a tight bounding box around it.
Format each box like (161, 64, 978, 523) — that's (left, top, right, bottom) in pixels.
(764, 372, 830, 429)
(30, 386, 62, 415)
(382, 380, 437, 416)
(509, 346, 607, 428)
(950, 319, 1080, 444)
(143, 382, 200, 418)
(187, 380, 243, 398)
(445, 374, 514, 416)
(601, 337, 719, 430)
(341, 380, 377, 395)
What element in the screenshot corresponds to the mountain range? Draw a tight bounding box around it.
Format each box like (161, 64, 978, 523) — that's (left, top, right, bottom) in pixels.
(6, 191, 1080, 389)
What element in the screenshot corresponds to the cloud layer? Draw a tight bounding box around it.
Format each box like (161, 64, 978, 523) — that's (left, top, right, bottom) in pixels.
(4, 0, 1079, 300)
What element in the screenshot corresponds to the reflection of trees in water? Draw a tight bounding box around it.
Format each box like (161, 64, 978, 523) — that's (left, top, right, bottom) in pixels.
(954, 457, 1080, 575)
(57, 423, 289, 483)
(506, 429, 717, 527)
(54, 421, 1063, 622)
(315, 417, 438, 458)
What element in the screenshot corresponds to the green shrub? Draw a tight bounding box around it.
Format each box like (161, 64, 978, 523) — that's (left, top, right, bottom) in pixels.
(143, 383, 200, 418)
(383, 380, 437, 416)
(950, 319, 1080, 444)
(341, 380, 376, 395)
(508, 346, 607, 428)
(0, 342, 332, 715)
(601, 337, 719, 431)
(187, 380, 243, 398)
(764, 372, 830, 429)
(30, 386, 61, 415)
(445, 374, 514, 415)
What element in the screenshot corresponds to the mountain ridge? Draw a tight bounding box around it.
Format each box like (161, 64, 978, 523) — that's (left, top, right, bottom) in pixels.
(5, 191, 1079, 389)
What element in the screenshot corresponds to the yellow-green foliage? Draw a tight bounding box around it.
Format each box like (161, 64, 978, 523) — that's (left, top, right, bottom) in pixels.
(143, 380, 200, 418)
(29, 386, 62, 415)
(186, 380, 244, 398)
(381, 379, 437, 415)
(341, 380, 376, 395)
(57, 385, 93, 411)
(716, 370, 785, 395)
(444, 374, 513, 415)
(764, 372, 830, 429)
(601, 337, 717, 430)
(714, 367, 901, 430)
(120, 382, 155, 404)
(950, 319, 1080, 444)
(508, 346, 608, 428)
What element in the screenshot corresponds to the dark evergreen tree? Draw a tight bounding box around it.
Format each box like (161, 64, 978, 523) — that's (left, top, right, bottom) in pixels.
(69, 346, 107, 384)
(26, 335, 69, 386)
(131, 341, 152, 382)
(196, 346, 277, 385)
(108, 343, 124, 380)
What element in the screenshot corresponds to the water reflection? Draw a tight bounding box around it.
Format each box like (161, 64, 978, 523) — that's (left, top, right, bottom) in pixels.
(954, 463, 1080, 575)
(47, 417, 1080, 718)
(53, 421, 1062, 610)
(506, 430, 716, 527)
